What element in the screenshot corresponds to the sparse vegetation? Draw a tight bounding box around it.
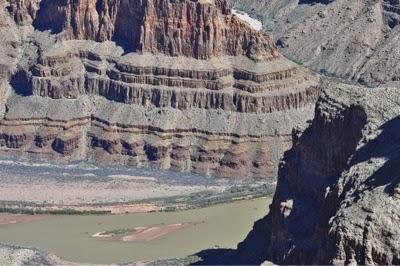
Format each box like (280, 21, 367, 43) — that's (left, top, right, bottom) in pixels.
(96, 228, 136, 237)
(288, 57, 304, 66)
(0, 207, 110, 215)
(0, 182, 275, 215)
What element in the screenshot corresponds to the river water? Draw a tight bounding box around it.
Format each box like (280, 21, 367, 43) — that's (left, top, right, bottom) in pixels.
(0, 197, 270, 264)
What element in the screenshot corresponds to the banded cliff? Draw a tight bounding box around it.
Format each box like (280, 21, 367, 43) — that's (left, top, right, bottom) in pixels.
(0, 0, 320, 179)
(226, 81, 400, 265)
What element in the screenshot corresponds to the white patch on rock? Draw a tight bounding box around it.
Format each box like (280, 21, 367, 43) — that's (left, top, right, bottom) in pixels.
(232, 9, 262, 31)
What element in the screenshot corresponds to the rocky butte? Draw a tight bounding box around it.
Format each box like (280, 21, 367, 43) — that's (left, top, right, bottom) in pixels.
(0, 0, 320, 179)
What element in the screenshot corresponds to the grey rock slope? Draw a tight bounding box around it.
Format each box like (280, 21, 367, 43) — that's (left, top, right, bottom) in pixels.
(0, 243, 64, 266)
(231, 0, 400, 87)
(232, 81, 400, 265)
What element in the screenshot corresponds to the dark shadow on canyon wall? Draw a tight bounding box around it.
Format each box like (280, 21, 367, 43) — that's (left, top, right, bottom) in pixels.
(32, 0, 65, 34)
(350, 116, 400, 199)
(192, 248, 238, 265)
(351, 116, 400, 165)
(192, 215, 270, 265)
(32, 0, 143, 53)
(10, 69, 32, 96)
(192, 104, 371, 265)
(193, 113, 400, 265)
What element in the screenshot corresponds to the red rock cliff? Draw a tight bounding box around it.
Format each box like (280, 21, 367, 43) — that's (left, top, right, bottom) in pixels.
(1, 0, 319, 179)
(23, 0, 277, 60)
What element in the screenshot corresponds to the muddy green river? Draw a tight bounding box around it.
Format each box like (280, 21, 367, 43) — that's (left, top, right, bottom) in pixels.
(0, 197, 270, 264)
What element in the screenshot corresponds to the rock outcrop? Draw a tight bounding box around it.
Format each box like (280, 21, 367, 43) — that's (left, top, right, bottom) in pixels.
(0, 0, 321, 179)
(20, 0, 278, 60)
(233, 81, 400, 264)
(230, 0, 400, 87)
(0, 243, 64, 265)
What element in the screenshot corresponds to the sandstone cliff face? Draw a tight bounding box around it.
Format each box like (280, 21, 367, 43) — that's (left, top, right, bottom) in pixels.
(24, 0, 278, 60)
(234, 81, 400, 264)
(230, 0, 400, 87)
(0, 0, 320, 179)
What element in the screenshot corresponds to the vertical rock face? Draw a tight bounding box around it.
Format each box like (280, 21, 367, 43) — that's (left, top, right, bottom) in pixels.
(235, 81, 400, 264)
(140, 0, 277, 60)
(29, 0, 277, 60)
(33, 0, 144, 51)
(0, 0, 321, 179)
(6, 0, 39, 26)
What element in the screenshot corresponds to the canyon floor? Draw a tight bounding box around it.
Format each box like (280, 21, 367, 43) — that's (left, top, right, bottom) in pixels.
(0, 152, 273, 265)
(0, 156, 274, 214)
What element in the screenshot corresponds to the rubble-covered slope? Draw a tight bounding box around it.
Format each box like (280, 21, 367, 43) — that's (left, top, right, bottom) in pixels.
(234, 81, 400, 264)
(231, 0, 400, 87)
(0, 244, 63, 266)
(0, 0, 320, 179)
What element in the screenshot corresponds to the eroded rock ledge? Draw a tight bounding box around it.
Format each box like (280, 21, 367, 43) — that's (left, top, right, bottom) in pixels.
(0, 94, 316, 178)
(29, 41, 319, 113)
(0, 0, 320, 179)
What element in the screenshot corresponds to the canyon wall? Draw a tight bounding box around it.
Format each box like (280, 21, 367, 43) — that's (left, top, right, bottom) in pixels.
(0, 0, 321, 179)
(230, 0, 400, 87)
(234, 81, 400, 264)
(23, 0, 278, 60)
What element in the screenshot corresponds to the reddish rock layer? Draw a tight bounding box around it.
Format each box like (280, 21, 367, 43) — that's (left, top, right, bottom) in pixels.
(0, 115, 280, 178)
(0, 0, 320, 178)
(21, 0, 278, 60)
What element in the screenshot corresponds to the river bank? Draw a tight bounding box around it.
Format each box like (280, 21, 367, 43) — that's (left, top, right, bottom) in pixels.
(0, 156, 274, 264)
(0, 197, 271, 264)
(0, 156, 275, 214)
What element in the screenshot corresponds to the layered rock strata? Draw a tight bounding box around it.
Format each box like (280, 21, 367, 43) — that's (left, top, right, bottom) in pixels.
(0, 0, 320, 179)
(231, 0, 400, 87)
(234, 81, 400, 264)
(30, 41, 318, 113)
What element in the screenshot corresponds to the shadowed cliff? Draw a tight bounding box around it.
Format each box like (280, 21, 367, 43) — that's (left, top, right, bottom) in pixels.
(193, 83, 400, 265)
